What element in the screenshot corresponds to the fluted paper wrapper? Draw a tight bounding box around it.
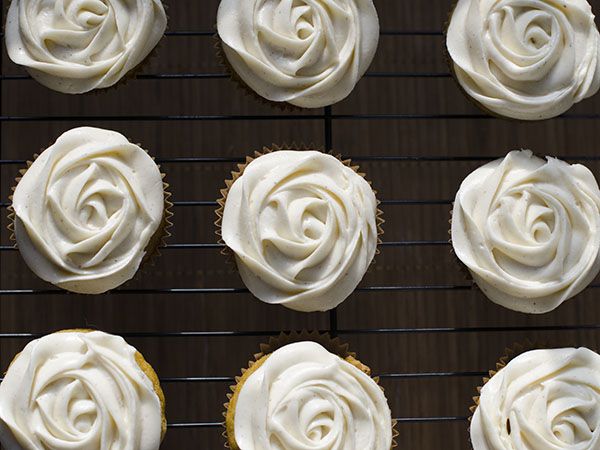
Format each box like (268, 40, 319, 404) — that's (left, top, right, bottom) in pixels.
(215, 143, 384, 271)
(222, 330, 398, 449)
(7, 143, 173, 293)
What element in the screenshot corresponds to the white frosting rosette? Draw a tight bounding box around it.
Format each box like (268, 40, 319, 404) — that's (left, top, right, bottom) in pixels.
(220, 150, 379, 312)
(471, 347, 600, 450)
(230, 341, 392, 450)
(216, 0, 379, 108)
(5, 0, 167, 94)
(451, 150, 600, 313)
(0, 331, 164, 450)
(446, 0, 600, 120)
(11, 127, 165, 294)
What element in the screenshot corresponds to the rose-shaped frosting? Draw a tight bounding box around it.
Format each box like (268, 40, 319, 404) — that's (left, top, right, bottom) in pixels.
(451, 150, 600, 313)
(0, 331, 163, 450)
(446, 0, 600, 120)
(5, 0, 167, 94)
(216, 0, 379, 108)
(471, 347, 600, 450)
(233, 341, 392, 450)
(12, 127, 165, 294)
(221, 150, 379, 312)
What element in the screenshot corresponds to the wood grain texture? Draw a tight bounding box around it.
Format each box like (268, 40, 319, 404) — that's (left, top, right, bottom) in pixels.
(1, 1, 599, 449)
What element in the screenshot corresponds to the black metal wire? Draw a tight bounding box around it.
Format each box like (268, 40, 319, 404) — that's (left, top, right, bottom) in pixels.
(2, 370, 490, 384)
(2, 325, 599, 340)
(165, 417, 470, 429)
(4, 284, 600, 296)
(0, 240, 451, 251)
(0, 199, 451, 208)
(0, 72, 452, 80)
(4, 155, 600, 165)
(0, 371, 488, 384)
(1, 113, 599, 122)
(0, 29, 444, 39)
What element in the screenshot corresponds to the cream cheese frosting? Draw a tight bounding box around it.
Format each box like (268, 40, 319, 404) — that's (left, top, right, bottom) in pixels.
(221, 150, 379, 312)
(233, 341, 392, 450)
(0, 331, 163, 450)
(446, 0, 600, 120)
(12, 127, 165, 294)
(471, 347, 600, 450)
(5, 0, 167, 94)
(451, 150, 600, 313)
(216, 0, 380, 108)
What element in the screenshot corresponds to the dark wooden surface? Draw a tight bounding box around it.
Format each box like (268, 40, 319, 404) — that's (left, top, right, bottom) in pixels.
(1, 1, 599, 448)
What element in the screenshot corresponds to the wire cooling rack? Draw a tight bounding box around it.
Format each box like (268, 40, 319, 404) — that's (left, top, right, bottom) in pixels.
(1, 1, 600, 449)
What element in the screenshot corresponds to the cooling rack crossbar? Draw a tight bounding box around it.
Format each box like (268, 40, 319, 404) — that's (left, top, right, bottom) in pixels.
(0, 371, 482, 385)
(0, 372, 492, 384)
(5, 285, 600, 295)
(155, 371, 489, 383)
(0, 199, 451, 207)
(0, 113, 598, 121)
(0, 30, 444, 39)
(166, 417, 469, 429)
(0, 286, 472, 295)
(4, 155, 600, 165)
(0, 72, 453, 81)
(1, 326, 598, 340)
(168, 422, 223, 429)
(0, 241, 450, 251)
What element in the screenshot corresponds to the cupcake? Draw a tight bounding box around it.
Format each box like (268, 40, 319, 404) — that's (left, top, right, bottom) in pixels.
(451, 150, 600, 313)
(216, 0, 379, 108)
(446, 0, 600, 120)
(470, 347, 600, 449)
(0, 329, 166, 450)
(9, 126, 171, 294)
(5, 0, 167, 94)
(217, 147, 382, 312)
(225, 332, 394, 450)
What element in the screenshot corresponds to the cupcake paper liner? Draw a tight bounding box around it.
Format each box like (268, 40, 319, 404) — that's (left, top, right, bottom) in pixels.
(214, 144, 385, 273)
(7, 143, 173, 293)
(222, 330, 398, 449)
(138, 159, 173, 272)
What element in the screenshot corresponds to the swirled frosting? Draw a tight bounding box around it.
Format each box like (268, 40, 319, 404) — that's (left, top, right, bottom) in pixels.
(0, 331, 163, 450)
(216, 0, 379, 108)
(5, 0, 167, 94)
(446, 0, 600, 120)
(451, 150, 600, 313)
(12, 127, 165, 294)
(221, 150, 379, 312)
(471, 347, 600, 450)
(233, 341, 392, 450)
